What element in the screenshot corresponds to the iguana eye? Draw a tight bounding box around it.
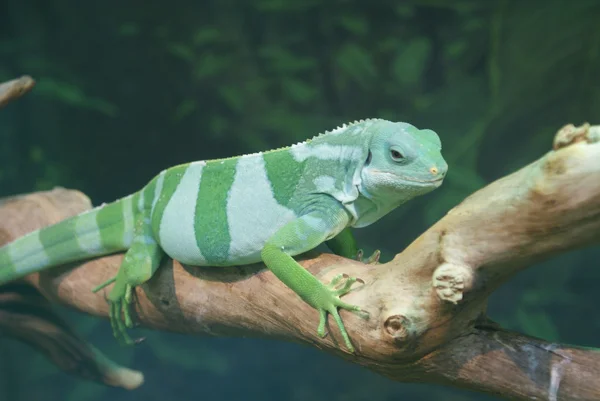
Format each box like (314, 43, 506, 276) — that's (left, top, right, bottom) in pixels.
(390, 148, 404, 161)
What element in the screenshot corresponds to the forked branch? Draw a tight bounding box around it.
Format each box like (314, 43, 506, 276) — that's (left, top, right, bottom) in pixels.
(1, 75, 599, 399)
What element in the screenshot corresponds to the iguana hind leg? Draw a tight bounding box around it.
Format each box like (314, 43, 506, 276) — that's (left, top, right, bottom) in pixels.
(103, 212, 163, 345)
(326, 227, 380, 264)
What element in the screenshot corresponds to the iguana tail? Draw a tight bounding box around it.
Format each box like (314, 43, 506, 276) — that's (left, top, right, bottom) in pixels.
(0, 193, 140, 285)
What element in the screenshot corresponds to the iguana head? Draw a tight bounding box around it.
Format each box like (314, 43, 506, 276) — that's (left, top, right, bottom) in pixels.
(360, 120, 448, 200)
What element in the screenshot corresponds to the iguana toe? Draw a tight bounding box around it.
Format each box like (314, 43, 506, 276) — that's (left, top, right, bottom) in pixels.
(356, 249, 380, 264)
(107, 281, 142, 346)
(313, 274, 364, 352)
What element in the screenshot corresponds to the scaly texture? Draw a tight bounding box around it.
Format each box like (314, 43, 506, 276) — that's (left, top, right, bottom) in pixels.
(0, 118, 447, 351)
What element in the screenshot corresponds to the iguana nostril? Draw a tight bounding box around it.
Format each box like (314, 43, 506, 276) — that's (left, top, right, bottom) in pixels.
(430, 166, 439, 175)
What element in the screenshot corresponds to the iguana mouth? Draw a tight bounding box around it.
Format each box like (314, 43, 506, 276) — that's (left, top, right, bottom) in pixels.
(399, 176, 445, 184)
(370, 169, 444, 185)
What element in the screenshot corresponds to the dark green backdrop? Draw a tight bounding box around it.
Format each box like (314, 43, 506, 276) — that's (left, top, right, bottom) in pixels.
(1, 1, 599, 400)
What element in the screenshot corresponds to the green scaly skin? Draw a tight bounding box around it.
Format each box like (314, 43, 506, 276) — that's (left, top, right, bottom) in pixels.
(0, 118, 448, 352)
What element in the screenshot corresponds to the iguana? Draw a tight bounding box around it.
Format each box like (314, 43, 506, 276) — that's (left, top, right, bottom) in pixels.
(0, 118, 447, 352)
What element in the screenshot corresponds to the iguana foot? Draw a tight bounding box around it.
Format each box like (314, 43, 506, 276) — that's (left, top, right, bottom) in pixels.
(315, 273, 364, 352)
(107, 279, 144, 346)
(356, 249, 380, 264)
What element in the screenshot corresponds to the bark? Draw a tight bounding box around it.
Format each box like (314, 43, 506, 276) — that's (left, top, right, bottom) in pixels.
(1, 76, 600, 399)
(0, 76, 35, 108)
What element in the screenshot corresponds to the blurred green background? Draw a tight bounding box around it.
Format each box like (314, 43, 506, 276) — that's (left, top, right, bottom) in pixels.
(1, 0, 599, 400)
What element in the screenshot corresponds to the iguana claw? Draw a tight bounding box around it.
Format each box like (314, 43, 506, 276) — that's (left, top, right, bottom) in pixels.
(356, 249, 380, 264)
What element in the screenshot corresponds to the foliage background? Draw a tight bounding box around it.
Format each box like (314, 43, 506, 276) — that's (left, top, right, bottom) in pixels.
(0, 0, 599, 400)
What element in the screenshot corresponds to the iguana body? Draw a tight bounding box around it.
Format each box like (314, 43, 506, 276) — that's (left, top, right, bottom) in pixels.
(0, 119, 447, 351)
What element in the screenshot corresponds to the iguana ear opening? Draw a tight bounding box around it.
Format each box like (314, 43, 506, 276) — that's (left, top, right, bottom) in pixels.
(364, 151, 372, 166)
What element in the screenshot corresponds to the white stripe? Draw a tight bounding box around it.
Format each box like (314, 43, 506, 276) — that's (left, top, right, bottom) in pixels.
(226, 155, 296, 264)
(159, 161, 207, 264)
(134, 234, 157, 245)
(122, 195, 134, 247)
(151, 170, 166, 214)
(313, 174, 357, 205)
(313, 175, 336, 192)
(75, 209, 104, 254)
(137, 189, 145, 211)
(290, 143, 363, 162)
(10, 231, 51, 274)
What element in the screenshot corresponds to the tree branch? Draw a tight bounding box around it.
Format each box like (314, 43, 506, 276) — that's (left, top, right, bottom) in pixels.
(0, 283, 143, 390)
(0, 76, 35, 108)
(0, 76, 143, 390)
(1, 123, 599, 399)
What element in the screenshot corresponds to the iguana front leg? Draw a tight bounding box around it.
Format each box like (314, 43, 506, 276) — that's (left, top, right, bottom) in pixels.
(326, 227, 380, 264)
(260, 204, 363, 352)
(100, 212, 164, 345)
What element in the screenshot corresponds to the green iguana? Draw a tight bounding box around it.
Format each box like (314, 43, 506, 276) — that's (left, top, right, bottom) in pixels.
(0, 119, 447, 352)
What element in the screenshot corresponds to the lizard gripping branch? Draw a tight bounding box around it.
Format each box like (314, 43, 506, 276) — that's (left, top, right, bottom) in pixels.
(0, 119, 447, 351)
(2, 119, 599, 399)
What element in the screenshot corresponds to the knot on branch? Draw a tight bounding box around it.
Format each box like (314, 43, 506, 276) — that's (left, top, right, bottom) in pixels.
(553, 122, 599, 150)
(432, 263, 473, 304)
(383, 314, 412, 343)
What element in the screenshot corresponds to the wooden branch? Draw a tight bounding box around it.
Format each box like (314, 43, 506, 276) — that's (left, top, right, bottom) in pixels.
(0, 76, 35, 108)
(0, 283, 143, 390)
(0, 77, 143, 390)
(0, 123, 599, 400)
(0, 190, 143, 390)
